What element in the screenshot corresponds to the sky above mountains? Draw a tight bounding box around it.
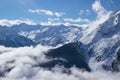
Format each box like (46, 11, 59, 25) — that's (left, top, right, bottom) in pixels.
(0, 0, 119, 26)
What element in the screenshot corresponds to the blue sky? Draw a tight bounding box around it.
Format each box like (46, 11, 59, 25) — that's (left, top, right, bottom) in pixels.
(0, 0, 120, 26)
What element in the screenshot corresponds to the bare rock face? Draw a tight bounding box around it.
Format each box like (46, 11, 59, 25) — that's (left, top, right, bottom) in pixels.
(112, 48, 120, 72)
(39, 42, 91, 72)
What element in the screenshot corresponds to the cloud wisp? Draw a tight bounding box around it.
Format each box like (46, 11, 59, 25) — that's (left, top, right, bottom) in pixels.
(0, 19, 36, 27)
(92, 0, 112, 20)
(28, 9, 65, 17)
(83, 0, 113, 31)
(79, 10, 90, 15)
(63, 18, 90, 23)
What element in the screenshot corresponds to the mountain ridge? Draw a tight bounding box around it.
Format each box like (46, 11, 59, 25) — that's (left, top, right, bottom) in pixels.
(0, 23, 82, 47)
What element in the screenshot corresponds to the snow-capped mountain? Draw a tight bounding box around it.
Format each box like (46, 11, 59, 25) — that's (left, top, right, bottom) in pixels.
(79, 10, 120, 71)
(0, 23, 82, 47)
(11, 24, 82, 46)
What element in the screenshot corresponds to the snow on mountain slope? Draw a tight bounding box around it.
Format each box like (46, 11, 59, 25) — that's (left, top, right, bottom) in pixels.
(80, 10, 120, 71)
(0, 23, 82, 47)
(11, 24, 82, 46)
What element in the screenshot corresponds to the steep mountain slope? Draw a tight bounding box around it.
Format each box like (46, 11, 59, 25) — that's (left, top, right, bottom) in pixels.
(0, 26, 35, 47)
(80, 10, 120, 71)
(39, 42, 91, 72)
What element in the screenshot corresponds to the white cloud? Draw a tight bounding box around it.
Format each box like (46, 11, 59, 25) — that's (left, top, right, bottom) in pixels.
(48, 18, 60, 22)
(28, 9, 54, 16)
(28, 9, 65, 17)
(86, 10, 90, 15)
(0, 19, 36, 27)
(79, 10, 90, 15)
(40, 21, 62, 26)
(92, 0, 112, 19)
(40, 17, 89, 27)
(0, 45, 120, 80)
(0, 18, 86, 27)
(63, 18, 90, 23)
(79, 10, 84, 15)
(40, 21, 87, 27)
(55, 12, 65, 17)
(83, 0, 113, 30)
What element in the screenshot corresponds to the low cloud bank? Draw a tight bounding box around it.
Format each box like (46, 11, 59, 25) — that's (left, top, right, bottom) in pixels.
(0, 45, 120, 80)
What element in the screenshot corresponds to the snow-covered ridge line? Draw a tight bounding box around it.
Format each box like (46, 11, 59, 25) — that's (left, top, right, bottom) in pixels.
(0, 23, 83, 47)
